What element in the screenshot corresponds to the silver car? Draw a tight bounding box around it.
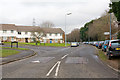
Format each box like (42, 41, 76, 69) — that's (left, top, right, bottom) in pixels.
(71, 42, 78, 47)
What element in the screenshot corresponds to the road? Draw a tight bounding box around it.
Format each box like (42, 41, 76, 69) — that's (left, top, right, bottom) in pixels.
(2, 44, 119, 78)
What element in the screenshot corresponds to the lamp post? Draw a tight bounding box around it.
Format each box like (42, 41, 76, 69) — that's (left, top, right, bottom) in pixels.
(110, 2, 112, 40)
(65, 13, 72, 46)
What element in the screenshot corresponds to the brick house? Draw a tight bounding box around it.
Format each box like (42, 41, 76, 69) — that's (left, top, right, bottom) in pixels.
(0, 24, 65, 43)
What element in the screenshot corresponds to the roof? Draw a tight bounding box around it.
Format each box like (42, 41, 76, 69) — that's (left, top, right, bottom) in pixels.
(0, 24, 16, 30)
(0, 24, 64, 33)
(42, 28, 64, 34)
(16, 26, 39, 32)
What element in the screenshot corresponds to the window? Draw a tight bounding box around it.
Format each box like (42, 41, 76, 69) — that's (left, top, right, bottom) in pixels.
(60, 33, 62, 36)
(3, 30, 7, 33)
(50, 33, 52, 36)
(18, 32, 21, 35)
(3, 37, 7, 40)
(55, 33, 57, 36)
(25, 32, 28, 34)
(11, 30, 14, 33)
(11, 37, 14, 41)
(55, 39, 58, 43)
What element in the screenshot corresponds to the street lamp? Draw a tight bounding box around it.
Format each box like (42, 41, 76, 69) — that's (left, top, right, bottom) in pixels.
(110, 2, 112, 40)
(65, 13, 72, 46)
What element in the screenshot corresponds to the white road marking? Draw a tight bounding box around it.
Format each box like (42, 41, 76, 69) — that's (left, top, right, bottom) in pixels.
(61, 54, 69, 59)
(55, 61, 61, 77)
(46, 61, 59, 77)
(107, 64, 120, 73)
(31, 60, 40, 63)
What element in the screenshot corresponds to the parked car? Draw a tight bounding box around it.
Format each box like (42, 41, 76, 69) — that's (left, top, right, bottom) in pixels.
(95, 41, 100, 47)
(98, 41, 104, 49)
(0, 41, 4, 45)
(71, 42, 78, 47)
(106, 39, 120, 60)
(93, 41, 97, 46)
(102, 40, 110, 52)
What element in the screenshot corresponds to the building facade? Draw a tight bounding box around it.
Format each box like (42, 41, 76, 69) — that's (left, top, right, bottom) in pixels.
(0, 24, 65, 43)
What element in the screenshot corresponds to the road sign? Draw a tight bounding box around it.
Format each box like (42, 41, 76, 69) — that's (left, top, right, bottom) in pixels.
(104, 32, 110, 35)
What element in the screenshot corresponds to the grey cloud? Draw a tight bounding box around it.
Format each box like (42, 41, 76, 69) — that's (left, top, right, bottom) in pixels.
(0, 0, 110, 33)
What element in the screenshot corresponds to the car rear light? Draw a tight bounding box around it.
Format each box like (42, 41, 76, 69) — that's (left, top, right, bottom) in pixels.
(109, 42, 111, 47)
(105, 44, 108, 46)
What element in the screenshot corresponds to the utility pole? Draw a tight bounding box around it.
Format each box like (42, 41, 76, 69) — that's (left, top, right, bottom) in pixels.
(33, 18, 36, 26)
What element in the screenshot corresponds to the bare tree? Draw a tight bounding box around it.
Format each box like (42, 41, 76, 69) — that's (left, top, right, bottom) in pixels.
(67, 28, 80, 42)
(87, 12, 118, 41)
(40, 21, 54, 28)
(31, 27, 44, 44)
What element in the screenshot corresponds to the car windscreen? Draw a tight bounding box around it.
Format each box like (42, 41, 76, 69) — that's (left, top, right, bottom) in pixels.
(111, 41, 120, 46)
(104, 40, 109, 44)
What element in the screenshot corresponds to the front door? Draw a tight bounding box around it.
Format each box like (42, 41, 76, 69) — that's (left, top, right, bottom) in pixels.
(50, 39, 52, 43)
(25, 38, 28, 43)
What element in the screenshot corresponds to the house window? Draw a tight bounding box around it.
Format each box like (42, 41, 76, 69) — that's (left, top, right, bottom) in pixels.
(25, 32, 28, 35)
(50, 33, 52, 36)
(18, 32, 21, 35)
(55, 39, 58, 43)
(3, 30, 7, 33)
(55, 33, 57, 36)
(11, 37, 14, 41)
(60, 33, 63, 36)
(44, 34, 46, 37)
(3, 37, 7, 40)
(11, 30, 14, 33)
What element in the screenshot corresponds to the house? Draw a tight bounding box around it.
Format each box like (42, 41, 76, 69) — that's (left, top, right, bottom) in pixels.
(0, 24, 65, 43)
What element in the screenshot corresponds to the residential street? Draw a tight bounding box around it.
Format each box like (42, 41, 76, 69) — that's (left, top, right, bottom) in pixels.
(2, 45, 118, 78)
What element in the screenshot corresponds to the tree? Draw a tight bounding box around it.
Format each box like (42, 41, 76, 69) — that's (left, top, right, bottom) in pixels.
(80, 27, 88, 41)
(31, 27, 44, 43)
(109, 1, 120, 21)
(67, 29, 80, 42)
(80, 12, 118, 41)
(40, 21, 54, 28)
(117, 31, 120, 39)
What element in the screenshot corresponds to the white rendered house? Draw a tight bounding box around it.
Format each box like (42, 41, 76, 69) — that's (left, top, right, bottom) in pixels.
(0, 24, 65, 43)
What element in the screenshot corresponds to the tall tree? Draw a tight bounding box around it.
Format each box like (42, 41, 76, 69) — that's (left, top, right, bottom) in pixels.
(40, 21, 54, 28)
(117, 31, 120, 39)
(67, 29, 80, 42)
(109, 1, 120, 21)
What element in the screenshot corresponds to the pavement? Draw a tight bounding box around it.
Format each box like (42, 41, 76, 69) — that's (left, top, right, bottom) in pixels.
(0, 45, 36, 65)
(1, 44, 120, 79)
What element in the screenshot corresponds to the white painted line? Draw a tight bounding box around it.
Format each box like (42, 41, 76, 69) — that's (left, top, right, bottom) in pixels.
(61, 54, 69, 59)
(31, 60, 40, 63)
(46, 61, 59, 77)
(107, 64, 120, 73)
(55, 61, 61, 77)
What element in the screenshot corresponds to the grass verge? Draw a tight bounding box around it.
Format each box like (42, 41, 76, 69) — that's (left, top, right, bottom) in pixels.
(98, 49, 107, 61)
(1, 47, 29, 50)
(0, 49, 20, 57)
(4, 42, 70, 47)
(97, 49, 119, 70)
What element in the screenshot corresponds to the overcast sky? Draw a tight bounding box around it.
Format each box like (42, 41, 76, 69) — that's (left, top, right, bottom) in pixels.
(0, 0, 110, 33)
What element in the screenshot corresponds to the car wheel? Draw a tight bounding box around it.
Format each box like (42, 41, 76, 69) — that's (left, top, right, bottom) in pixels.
(107, 54, 112, 60)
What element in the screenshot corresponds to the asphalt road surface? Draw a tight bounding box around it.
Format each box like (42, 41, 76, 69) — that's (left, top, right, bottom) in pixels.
(2, 44, 119, 78)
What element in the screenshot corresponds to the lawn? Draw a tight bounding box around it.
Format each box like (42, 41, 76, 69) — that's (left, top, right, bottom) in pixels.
(4, 42, 70, 47)
(0, 49, 20, 57)
(1, 47, 29, 50)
